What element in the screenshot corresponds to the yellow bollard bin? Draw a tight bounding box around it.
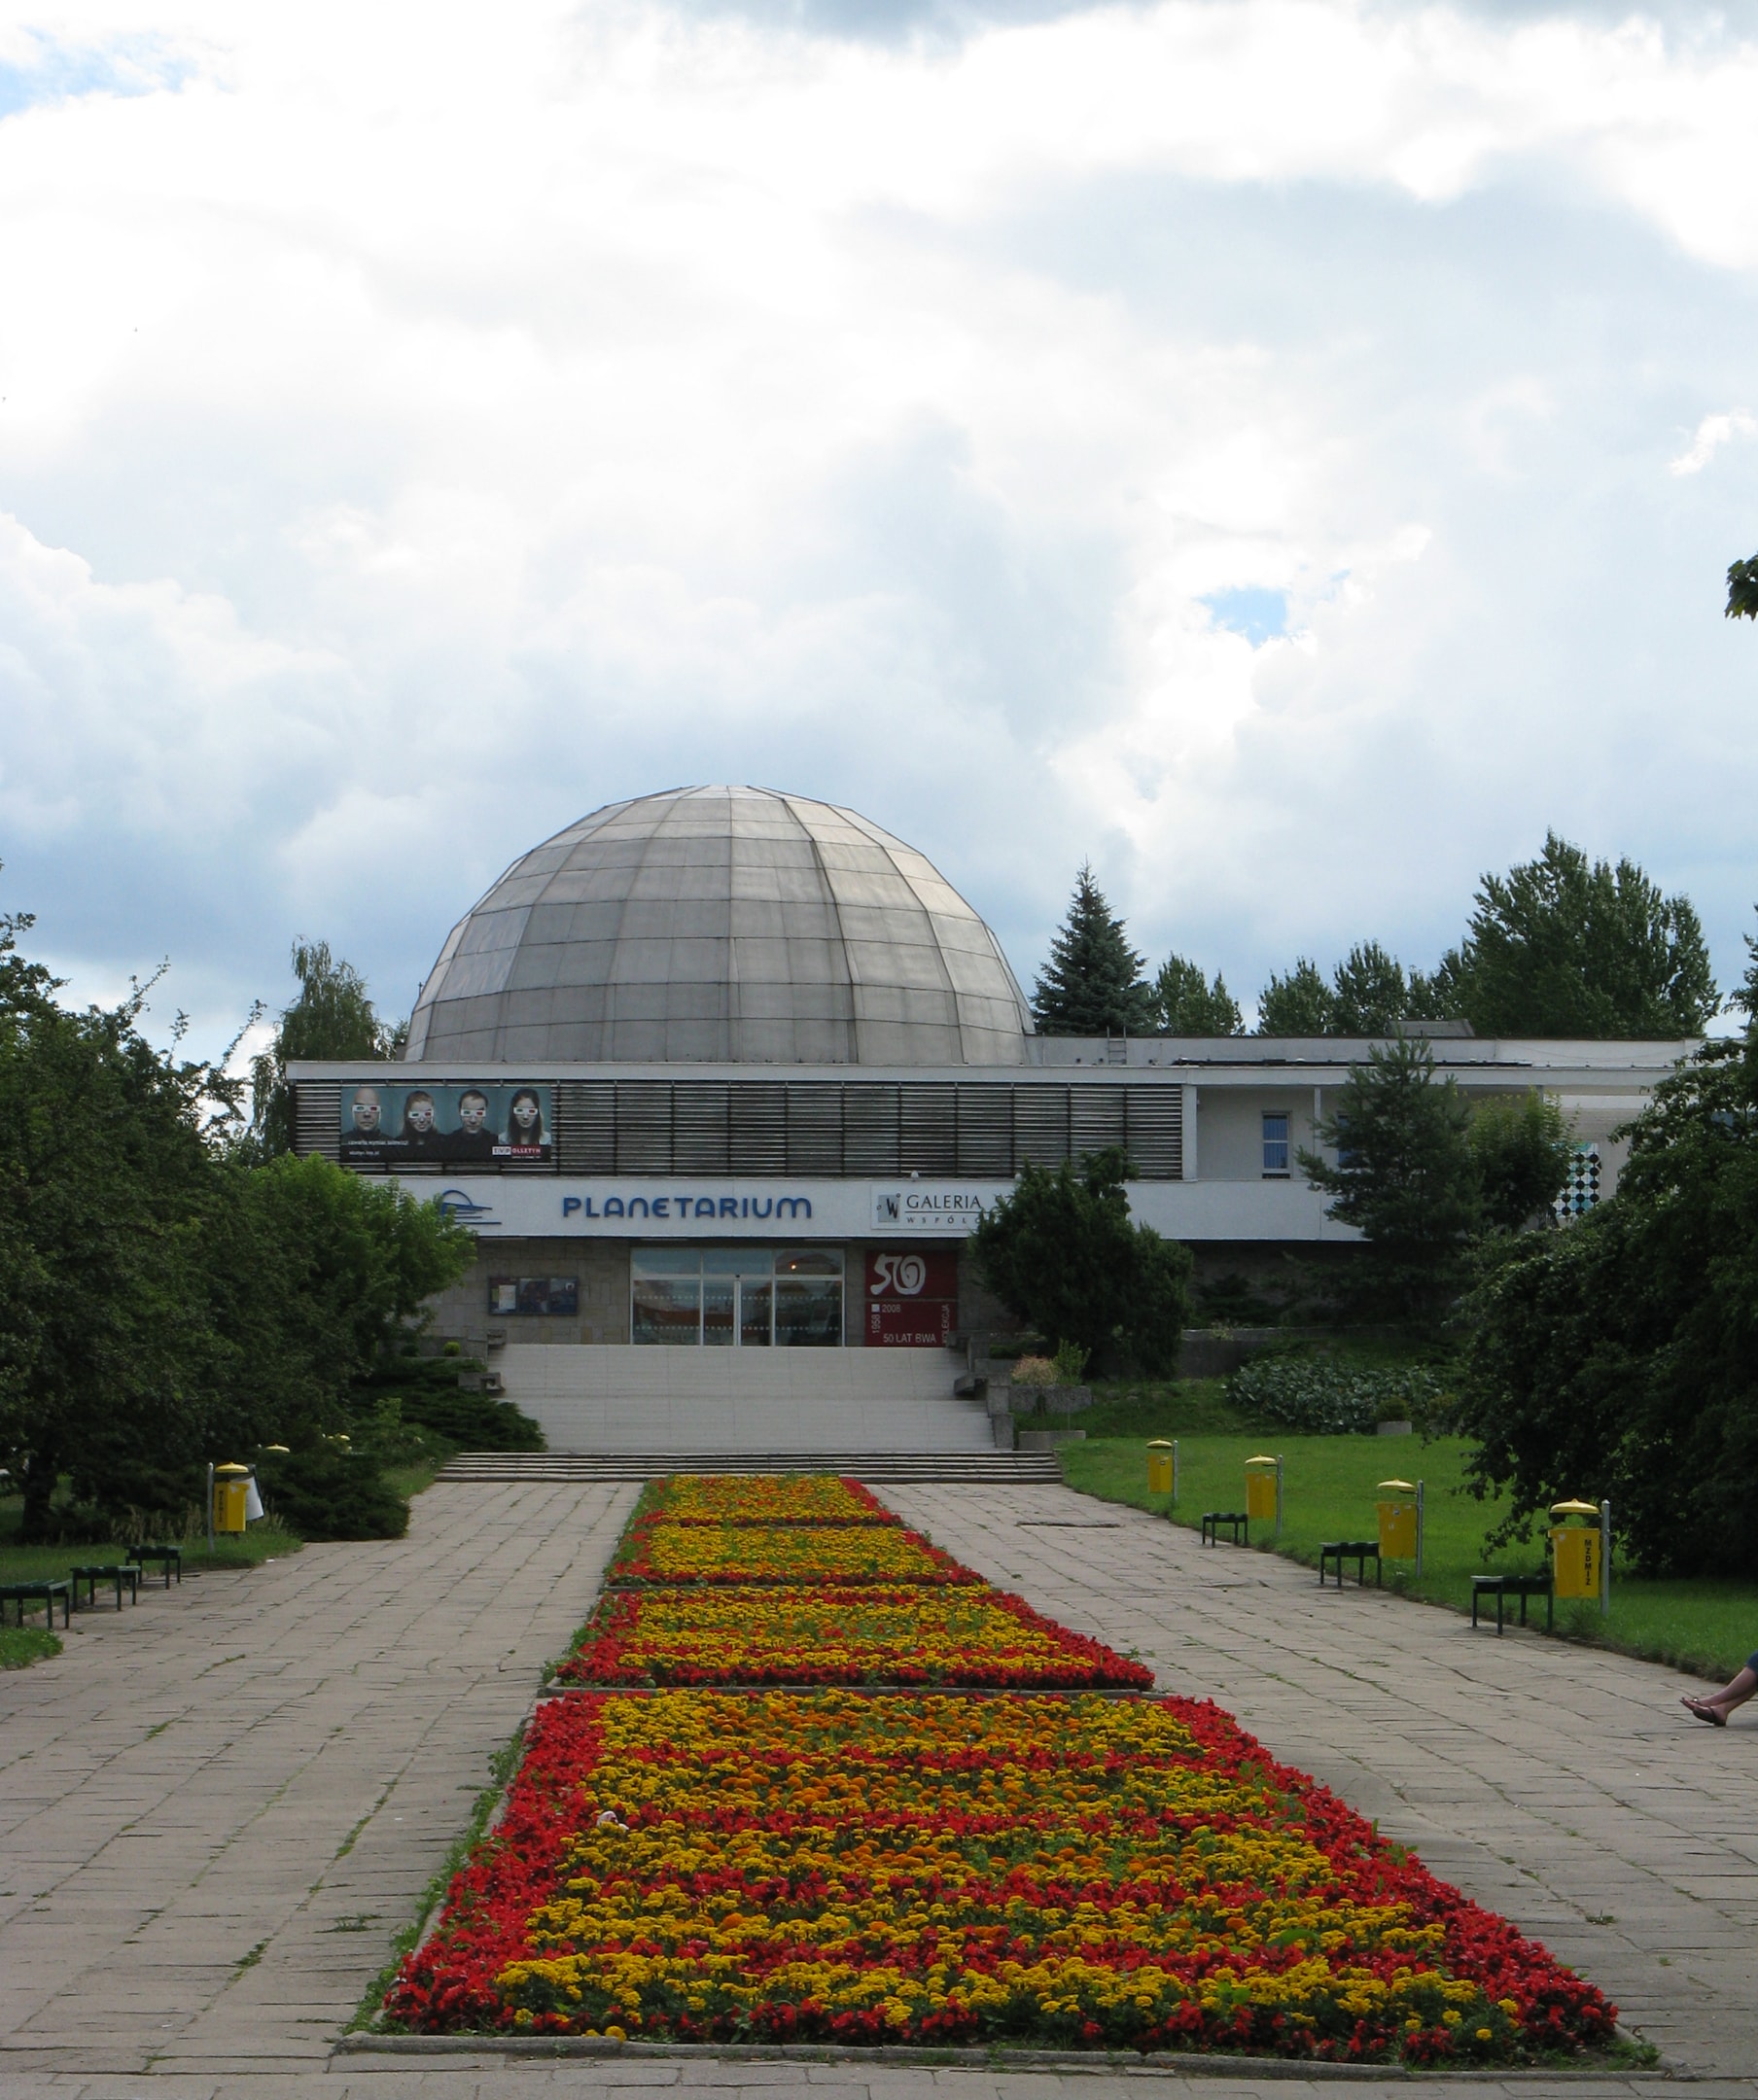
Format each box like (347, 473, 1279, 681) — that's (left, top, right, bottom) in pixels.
(213, 1463, 253, 1536)
(1549, 1499, 1602, 1600)
(1146, 1440, 1175, 1495)
(1377, 1480, 1420, 1561)
(1245, 1453, 1280, 1525)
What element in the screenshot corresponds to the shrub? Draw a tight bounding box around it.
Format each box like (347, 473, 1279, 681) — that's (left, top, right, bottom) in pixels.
(391, 1386, 545, 1452)
(1229, 1356, 1447, 1435)
(1009, 1356, 1058, 1389)
(255, 1442, 409, 1541)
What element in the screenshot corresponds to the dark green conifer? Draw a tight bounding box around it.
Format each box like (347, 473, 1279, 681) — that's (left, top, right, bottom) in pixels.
(1032, 864, 1154, 1036)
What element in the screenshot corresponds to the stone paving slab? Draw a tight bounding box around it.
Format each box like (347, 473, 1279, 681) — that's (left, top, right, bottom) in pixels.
(879, 1483, 1758, 2082)
(0, 1481, 637, 2081)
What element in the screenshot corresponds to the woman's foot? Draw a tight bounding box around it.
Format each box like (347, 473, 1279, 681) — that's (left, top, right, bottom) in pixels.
(1681, 1696, 1727, 1726)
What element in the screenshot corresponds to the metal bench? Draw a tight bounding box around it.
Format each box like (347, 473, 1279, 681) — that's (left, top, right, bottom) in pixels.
(1471, 1573, 1554, 1633)
(70, 1563, 141, 1612)
(1318, 1539, 1382, 1588)
(125, 1544, 183, 1588)
(1201, 1511, 1248, 1547)
(1, 1579, 71, 1630)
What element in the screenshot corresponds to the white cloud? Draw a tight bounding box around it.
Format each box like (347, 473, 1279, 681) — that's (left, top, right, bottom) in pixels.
(3, 0, 1758, 1043)
(1670, 408, 1758, 475)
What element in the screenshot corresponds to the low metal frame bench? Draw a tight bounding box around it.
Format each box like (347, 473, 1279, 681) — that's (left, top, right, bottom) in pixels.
(1201, 1511, 1248, 1547)
(1471, 1573, 1554, 1633)
(70, 1563, 142, 1612)
(126, 1544, 183, 1588)
(1, 1579, 72, 1630)
(1318, 1539, 1383, 1588)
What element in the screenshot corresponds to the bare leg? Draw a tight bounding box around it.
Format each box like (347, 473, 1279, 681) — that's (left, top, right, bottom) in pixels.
(1682, 1664, 1757, 1726)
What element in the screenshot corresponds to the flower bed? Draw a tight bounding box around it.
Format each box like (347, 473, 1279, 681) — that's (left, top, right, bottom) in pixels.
(386, 1689, 1615, 2063)
(638, 1476, 897, 1526)
(552, 1584, 1154, 1690)
(609, 1518, 978, 1588)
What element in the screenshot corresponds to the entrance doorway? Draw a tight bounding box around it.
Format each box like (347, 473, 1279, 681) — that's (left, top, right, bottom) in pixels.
(632, 1246, 844, 1347)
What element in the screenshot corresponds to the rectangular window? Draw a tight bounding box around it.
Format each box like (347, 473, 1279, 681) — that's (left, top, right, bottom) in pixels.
(487, 1277, 579, 1317)
(1262, 1112, 1290, 1178)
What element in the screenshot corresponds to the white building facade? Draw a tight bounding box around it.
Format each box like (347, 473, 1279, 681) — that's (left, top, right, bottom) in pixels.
(288, 787, 1689, 1357)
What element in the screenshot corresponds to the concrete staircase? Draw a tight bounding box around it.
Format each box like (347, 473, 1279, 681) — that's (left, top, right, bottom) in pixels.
(489, 1342, 996, 1455)
(438, 1451, 1064, 1484)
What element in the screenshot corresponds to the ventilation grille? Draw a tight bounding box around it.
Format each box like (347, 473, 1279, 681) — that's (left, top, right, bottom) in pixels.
(294, 1083, 341, 1162)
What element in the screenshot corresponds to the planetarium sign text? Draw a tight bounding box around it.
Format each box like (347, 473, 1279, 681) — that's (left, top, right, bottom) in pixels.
(423, 1176, 1010, 1239)
(560, 1191, 814, 1221)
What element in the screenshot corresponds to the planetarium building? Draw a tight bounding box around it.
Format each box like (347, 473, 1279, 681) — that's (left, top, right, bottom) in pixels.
(289, 786, 1686, 1447)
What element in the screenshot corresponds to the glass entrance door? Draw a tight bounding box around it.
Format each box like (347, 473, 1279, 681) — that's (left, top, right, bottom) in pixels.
(631, 1246, 843, 1346)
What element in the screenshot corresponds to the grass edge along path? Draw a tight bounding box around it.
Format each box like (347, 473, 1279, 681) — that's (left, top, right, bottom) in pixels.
(377, 1473, 1619, 2070)
(1059, 1436, 1758, 1685)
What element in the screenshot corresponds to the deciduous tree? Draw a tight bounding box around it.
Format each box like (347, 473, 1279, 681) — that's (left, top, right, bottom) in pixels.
(1437, 833, 1716, 1037)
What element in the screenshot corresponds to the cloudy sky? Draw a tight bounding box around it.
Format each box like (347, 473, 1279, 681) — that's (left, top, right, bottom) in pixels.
(3, 0, 1757, 1052)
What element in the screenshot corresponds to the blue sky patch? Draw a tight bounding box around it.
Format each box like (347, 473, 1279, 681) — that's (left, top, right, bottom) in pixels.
(0, 36, 190, 122)
(1202, 585, 1288, 647)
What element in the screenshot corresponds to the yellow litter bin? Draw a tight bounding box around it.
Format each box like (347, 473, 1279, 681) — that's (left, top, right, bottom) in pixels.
(1376, 1479, 1421, 1564)
(1245, 1453, 1281, 1530)
(213, 1462, 253, 1536)
(1146, 1440, 1176, 1495)
(1549, 1498, 1603, 1601)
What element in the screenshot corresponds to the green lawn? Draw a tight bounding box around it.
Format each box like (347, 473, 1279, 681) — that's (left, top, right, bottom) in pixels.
(1062, 1435, 1758, 1685)
(0, 1489, 304, 1668)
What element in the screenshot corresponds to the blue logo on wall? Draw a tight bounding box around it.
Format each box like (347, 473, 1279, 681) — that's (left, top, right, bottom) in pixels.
(439, 1188, 502, 1227)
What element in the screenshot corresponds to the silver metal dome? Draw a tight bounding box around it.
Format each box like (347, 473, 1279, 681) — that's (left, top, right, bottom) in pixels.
(403, 787, 1034, 1067)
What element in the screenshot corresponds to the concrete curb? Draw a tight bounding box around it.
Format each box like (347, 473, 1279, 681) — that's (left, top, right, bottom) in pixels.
(334, 2032, 1668, 2081)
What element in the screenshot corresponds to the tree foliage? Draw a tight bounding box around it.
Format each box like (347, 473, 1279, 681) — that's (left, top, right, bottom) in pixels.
(252, 938, 397, 1156)
(1255, 959, 1334, 1034)
(1151, 954, 1243, 1035)
(1727, 553, 1758, 621)
(1436, 832, 1717, 1037)
(972, 1146, 1192, 1373)
(1257, 943, 1449, 1035)
(1299, 1035, 1482, 1316)
(1468, 1093, 1574, 1233)
(1458, 1042, 1758, 1575)
(1032, 866, 1155, 1036)
(0, 902, 473, 1541)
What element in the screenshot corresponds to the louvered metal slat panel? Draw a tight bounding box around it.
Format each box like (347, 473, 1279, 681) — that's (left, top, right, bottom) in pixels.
(673, 1083, 730, 1174)
(615, 1082, 674, 1173)
(1013, 1086, 1071, 1169)
(899, 1083, 957, 1174)
(842, 1083, 901, 1174)
(785, 1084, 842, 1173)
(1125, 1086, 1182, 1179)
(1071, 1084, 1127, 1165)
(729, 1083, 787, 1173)
(955, 1084, 1012, 1176)
(295, 1082, 341, 1162)
(555, 1081, 615, 1173)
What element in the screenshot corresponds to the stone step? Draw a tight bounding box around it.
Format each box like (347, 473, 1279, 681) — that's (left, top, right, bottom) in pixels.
(436, 1451, 1064, 1484)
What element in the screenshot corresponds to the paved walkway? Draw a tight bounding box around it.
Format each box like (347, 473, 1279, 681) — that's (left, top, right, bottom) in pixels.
(883, 1484, 1758, 2082)
(3, 1473, 1756, 2100)
(0, 1482, 637, 2082)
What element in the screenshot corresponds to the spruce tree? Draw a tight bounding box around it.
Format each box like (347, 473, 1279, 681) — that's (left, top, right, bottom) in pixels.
(1032, 864, 1154, 1036)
